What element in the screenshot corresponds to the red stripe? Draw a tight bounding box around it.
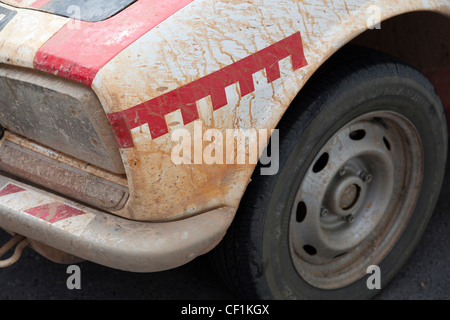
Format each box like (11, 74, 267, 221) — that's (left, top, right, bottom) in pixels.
(34, 0, 194, 86)
(25, 202, 86, 224)
(0, 184, 26, 197)
(30, 0, 52, 9)
(107, 32, 308, 148)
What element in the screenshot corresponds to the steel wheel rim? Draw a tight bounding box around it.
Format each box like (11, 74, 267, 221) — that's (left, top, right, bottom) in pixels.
(288, 111, 424, 289)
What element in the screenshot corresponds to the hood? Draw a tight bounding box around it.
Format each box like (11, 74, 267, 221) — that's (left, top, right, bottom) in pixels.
(0, 0, 137, 22)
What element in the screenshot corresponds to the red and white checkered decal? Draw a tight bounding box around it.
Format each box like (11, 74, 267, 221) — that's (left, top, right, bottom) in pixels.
(0, 183, 95, 234)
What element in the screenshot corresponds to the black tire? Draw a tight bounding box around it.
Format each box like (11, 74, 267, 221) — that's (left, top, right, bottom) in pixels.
(210, 46, 448, 300)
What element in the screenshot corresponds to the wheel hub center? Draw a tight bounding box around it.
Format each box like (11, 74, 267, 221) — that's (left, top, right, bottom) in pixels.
(339, 184, 361, 210)
(326, 173, 366, 218)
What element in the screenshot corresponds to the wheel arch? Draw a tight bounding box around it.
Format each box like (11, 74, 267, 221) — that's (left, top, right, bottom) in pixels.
(213, 5, 450, 226)
(281, 9, 450, 134)
(350, 10, 450, 130)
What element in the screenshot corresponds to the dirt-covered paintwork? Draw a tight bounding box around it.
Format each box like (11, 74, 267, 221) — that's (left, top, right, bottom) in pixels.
(0, 0, 449, 271)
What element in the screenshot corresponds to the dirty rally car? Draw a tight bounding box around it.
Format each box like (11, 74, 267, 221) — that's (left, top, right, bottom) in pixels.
(0, 0, 449, 299)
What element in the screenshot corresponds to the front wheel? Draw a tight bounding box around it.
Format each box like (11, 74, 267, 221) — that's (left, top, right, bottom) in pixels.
(212, 47, 448, 299)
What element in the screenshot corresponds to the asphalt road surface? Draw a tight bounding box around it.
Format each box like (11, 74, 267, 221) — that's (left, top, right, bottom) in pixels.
(1, 161, 449, 300)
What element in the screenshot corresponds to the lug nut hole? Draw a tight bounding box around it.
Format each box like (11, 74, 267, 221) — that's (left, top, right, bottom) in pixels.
(296, 202, 307, 223)
(313, 152, 329, 173)
(303, 245, 317, 256)
(349, 129, 366, 141)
